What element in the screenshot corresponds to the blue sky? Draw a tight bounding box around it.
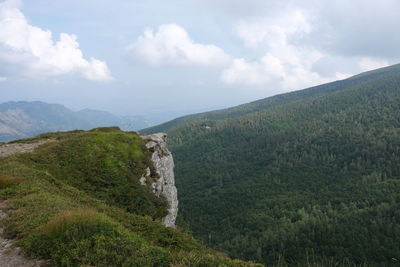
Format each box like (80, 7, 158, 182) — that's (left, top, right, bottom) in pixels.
(1, 0, 400, 120)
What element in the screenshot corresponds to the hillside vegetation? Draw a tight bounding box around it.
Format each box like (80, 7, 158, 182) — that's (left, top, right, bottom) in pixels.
(144, 64, 400, 266)
(0, 128, 259, 266)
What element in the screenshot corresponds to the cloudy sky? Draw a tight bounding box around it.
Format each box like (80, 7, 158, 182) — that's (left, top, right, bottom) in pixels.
(0, 0, 399, 120)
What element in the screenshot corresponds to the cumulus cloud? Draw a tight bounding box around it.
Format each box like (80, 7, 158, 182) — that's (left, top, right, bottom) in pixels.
(199, 0, 399, 90)
(127, 18, 349, 91)
(221, 55, 349, 90)
(127, 23, 232, 67)
(201, 0, 400, 59)
(0, 0, 112, 81)
(221, 10, 349, 89)
(234, 10, 311, 48)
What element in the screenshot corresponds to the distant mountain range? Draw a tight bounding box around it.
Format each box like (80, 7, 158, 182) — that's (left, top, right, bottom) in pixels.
(0, 101, 150, 142)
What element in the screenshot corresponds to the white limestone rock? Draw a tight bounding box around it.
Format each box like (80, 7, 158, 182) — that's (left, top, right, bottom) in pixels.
(141, 133, 178, 228)
(139, 167, 151, 185)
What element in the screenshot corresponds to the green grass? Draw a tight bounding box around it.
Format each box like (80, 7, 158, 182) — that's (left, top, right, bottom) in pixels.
(0, 128, 261, 266)
(25, 209, 171, 266)
(9, 129, 166, 218)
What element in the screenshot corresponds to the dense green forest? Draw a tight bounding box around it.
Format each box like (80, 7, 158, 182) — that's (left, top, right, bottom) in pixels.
(144, 64, 400, 266)
(0, 128, 259, 266)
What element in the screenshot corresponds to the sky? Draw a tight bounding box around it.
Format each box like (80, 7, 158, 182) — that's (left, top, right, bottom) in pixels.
(0, 0, 399, 120)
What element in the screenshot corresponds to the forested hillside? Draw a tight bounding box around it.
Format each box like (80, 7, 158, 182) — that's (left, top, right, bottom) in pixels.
(0, 128, 259, 266)
(144, 64, 400, 266)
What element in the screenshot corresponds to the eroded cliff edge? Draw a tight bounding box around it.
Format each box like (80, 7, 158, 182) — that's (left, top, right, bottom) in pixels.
(141, 133, 178, 228)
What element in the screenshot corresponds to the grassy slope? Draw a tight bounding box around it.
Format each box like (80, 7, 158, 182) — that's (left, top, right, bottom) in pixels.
(143, 64, 400, 266)
(0, 127, 260, 266)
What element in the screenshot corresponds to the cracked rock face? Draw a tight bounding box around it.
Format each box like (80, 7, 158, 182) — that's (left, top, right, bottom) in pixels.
(141, 133, 178, 228)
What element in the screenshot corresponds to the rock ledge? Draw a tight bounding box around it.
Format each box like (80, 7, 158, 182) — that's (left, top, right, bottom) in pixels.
(141, 133, 178, 228)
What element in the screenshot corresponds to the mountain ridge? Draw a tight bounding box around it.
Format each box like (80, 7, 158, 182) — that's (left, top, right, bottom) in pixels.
(143, 63, 400, 134)
(0, 101, 150, 142)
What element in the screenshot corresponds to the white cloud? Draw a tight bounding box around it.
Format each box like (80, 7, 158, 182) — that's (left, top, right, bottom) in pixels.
(221, 10, 350, 89)
(127, 17, 349, 91)
(127, 23, 232, 67)
(221, 55, 349, 90)
(0, 0, 112, 81)
(0, 76, 7, 82)
(234, 10, 311, 48)
(359, 57, 390, 72)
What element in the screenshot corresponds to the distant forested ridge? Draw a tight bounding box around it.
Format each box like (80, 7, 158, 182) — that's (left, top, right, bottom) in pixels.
(143, 64, 400, 266)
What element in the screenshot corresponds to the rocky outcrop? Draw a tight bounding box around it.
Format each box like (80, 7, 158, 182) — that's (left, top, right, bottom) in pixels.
(141, 133, 178, 228)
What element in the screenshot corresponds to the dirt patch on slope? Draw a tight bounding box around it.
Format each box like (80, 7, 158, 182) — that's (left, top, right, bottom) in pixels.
(0, 140, 53, 158)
